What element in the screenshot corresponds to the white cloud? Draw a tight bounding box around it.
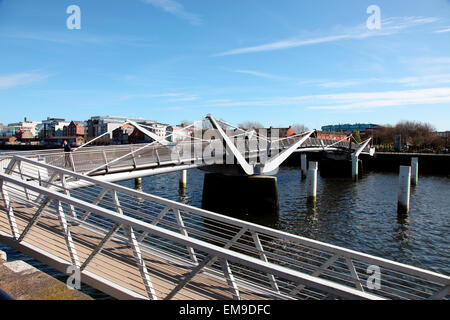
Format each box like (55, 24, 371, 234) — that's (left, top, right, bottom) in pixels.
(309, 87, 450, 110)
(0, 72, 49, 89)
(141, 0, 202, 25)
(315, 74, 450, 88)
(206, 87, 450, 112)
(434, 27, 450, 33)
(215, 16, 439, 56)
(232, 69, 290, 81)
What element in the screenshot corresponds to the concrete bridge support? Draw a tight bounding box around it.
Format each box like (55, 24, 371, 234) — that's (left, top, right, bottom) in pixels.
(202, 173, 279, 217)
(134, 177, 142, 189)
(411, 157, 419, 186)
(352, 155, 359, 181)
(179, 169, 187, 189)
(398, 166, 411, 215)
(301, 153, 307, 179)
(307, 161, 318, 204)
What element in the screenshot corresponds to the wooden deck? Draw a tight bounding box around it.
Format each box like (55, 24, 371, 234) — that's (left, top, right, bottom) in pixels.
(0, 200, 269, 300)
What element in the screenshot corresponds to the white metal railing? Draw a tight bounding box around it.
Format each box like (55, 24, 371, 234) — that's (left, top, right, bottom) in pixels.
(0, 156, 448, 300)
(0, 136, 370, 177)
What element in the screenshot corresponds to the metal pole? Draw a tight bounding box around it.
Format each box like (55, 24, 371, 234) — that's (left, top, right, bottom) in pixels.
(398, 166, 411, 215)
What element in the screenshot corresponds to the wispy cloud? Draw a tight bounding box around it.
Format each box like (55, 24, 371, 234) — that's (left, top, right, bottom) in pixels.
(119, 92, 199, 102)
(230, 68, 450, 89)
(215, 16, 439, 56)
(0, 72, 50, 89)
(308, 88, 450, 110)
(206, 87, 450, 112)
(141, 0, 202, 25)
(232, 69, 290, 81)
(1, 30, 153, 47)
(312, 74, 450, 89)
(434, 27, 450, 33)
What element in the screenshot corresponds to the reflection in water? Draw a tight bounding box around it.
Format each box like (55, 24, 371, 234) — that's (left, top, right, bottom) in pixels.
(124, 167, 448, 276)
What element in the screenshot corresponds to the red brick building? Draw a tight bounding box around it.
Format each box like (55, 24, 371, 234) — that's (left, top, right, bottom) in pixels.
(63, 121, 85, 137)
(316, 131, 348, 140)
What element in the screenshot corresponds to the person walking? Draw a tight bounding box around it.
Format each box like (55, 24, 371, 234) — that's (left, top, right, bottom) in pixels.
(62, 140, 73, 169)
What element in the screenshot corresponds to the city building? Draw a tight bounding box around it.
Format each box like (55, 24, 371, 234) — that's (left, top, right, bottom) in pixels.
(166, 125, 192, 143)
(40, 117, 70, 138)
(63, 121, 85, 137)
(87, 116, 157, 138)
(112, 124, 135, 144)
(0, 118, 41, 137)
(315, 131, 348, 140)
(321, 123, 380, 133)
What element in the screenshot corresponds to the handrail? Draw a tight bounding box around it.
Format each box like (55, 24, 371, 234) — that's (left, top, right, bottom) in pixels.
(0, 171, 384, 300)
(10, 155, 450, 286)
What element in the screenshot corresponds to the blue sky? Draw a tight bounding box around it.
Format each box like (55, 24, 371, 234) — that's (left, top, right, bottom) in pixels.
(1, 0, 450, 130)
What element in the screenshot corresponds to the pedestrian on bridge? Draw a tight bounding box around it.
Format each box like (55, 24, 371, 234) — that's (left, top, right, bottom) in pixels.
(62, 140, 73, 169)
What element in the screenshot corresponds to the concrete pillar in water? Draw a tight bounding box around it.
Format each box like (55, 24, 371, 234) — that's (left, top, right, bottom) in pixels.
(411, 157, 418, 186)
(300, 153, 307, 179)
(134, 177, 142, 188)
(398, 166, 411, 215)
(202, 173, 279, 216)
(179, 169, 187, 189)
(352, 155, 359, 181)
(307, 161, 318, 203)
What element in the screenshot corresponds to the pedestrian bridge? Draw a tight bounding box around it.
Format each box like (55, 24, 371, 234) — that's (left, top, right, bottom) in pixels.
(0, 155, 448, 300)
(0, 115, 374, 183)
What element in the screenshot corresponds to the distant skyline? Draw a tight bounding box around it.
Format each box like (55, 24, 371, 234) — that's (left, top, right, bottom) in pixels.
(1, 0, 450, 130)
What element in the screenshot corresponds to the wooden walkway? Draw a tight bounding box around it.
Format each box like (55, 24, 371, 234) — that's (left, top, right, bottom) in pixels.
(0, 201, 267, 300)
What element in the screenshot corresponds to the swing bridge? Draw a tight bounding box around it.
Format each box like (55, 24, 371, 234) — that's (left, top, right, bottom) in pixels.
(0, 114, 448, 300)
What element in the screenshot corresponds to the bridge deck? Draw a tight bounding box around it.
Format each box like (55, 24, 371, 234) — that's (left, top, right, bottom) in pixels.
(0, 201, 264, 300)
(0, 135, 372, 179)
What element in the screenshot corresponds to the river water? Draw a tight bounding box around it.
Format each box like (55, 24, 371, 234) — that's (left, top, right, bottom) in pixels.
(0, 160, 449, 299)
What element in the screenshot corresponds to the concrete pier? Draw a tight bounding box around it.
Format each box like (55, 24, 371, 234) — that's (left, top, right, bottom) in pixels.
(202, 173, 279, 216)
(300, 153, 307, 179)
(179, 169, 187, 189)
(352, 155, 359, 181)
(0, 249, 92, 300)
(398, 166, 411, 215)
(307, 161, 318, 203)
(411, 157, 419, 186)
(134, 177, 142, 188)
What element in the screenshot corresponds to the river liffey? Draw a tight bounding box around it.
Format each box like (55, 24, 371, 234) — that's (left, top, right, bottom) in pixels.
(1, 165, 449, 299)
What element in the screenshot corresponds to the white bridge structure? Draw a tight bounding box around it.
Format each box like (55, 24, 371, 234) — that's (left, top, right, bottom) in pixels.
(0, 115, 374, 183)
(0, 115, 448, 300)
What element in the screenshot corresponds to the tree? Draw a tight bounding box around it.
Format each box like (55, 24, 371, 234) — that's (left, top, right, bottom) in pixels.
(292, 124, 309, 134)
(238, 121, 264, 130)
(373, 121, 438, 150)
(352, 130, 362, 143)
